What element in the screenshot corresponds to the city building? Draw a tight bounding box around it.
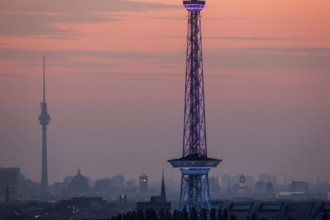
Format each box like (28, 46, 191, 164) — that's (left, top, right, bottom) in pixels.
(259, 173, 277, 186)
(136, 171, 171, 213)
(94, 178, 112, 196)
(111, 175, 125, 188)
(239, 175, 247, 194)
(126, 179, 137, 188)
(68, 169, 90, 196)
(139, 174, 148, 194)
(221, 174, 255, 190)
(209, 176, 220, 196)
(289, 181, 310, 193)
(0, 168, 20, 202)
(221, 174, 232, 188)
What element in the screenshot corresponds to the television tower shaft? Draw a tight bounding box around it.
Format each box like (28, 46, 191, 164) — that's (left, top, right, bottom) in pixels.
(38, 56, 51, 198)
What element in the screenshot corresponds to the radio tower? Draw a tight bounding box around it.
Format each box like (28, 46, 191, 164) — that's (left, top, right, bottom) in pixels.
(38, 56, 51, 198)
(168, 0, 221, 213)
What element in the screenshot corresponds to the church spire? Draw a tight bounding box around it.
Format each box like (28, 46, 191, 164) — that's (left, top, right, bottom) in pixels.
(160, 169, 166, 202)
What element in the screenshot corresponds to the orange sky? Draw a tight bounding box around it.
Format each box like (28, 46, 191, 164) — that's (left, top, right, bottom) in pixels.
(0, 0, 329, 184)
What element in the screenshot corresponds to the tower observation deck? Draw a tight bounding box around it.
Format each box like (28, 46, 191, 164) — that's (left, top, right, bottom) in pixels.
(168, 0, 221, 213)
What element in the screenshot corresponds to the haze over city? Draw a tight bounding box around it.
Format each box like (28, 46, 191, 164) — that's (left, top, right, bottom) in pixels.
(0, 0, 329, 185)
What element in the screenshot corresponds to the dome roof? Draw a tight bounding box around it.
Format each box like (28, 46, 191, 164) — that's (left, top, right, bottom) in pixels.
(68, 169, 89, 195)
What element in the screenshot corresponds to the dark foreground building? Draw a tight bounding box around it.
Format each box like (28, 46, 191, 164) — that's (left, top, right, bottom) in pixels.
(212, 200, 330, 220)
(0, 168, 20, 202)
(1, 199, 330, 219)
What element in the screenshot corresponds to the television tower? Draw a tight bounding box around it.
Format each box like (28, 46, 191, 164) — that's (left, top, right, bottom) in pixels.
(38, 56, 51, 197)
(168, 0, 221, 213)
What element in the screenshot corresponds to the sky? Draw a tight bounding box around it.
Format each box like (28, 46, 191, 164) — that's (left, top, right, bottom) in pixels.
(0, 0, 329, 185)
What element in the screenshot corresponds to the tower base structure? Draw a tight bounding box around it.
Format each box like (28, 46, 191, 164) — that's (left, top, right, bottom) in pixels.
(168, 155, 221, 212)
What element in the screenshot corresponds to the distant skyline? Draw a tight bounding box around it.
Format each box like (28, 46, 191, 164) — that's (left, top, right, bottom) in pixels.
(0, 0, 329, 184)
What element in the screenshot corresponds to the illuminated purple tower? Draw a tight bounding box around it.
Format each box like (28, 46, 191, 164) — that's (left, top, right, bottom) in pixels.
(38, 57, 51, 197)
(168, 0, 221, 213)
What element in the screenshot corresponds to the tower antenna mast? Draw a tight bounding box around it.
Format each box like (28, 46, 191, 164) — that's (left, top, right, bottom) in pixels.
(168, 0, 221, 213)
(43, 56, 46, 103)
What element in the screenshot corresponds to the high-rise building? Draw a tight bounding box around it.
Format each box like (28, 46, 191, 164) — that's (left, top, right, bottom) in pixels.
(259, 173, 277, 186)
(38, 57, 51, 198)
(0, 168, 20, 202)
(168, 0, 221, 213)
(239, 175, 247, 194)
(111, 175, 125, 188)
(139, 174, 148, 194)
(209, 176, 220, 194)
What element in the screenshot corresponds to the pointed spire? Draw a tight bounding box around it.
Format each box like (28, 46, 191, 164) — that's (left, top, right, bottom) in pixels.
(160, 169, 166, 202)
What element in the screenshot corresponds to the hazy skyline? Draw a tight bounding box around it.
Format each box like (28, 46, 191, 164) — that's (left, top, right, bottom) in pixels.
(0, 0, 329, 184)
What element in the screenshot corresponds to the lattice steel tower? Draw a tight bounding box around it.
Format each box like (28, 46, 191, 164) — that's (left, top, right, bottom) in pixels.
(38, 56, 51, 198)
(168, 0, 221, 213)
